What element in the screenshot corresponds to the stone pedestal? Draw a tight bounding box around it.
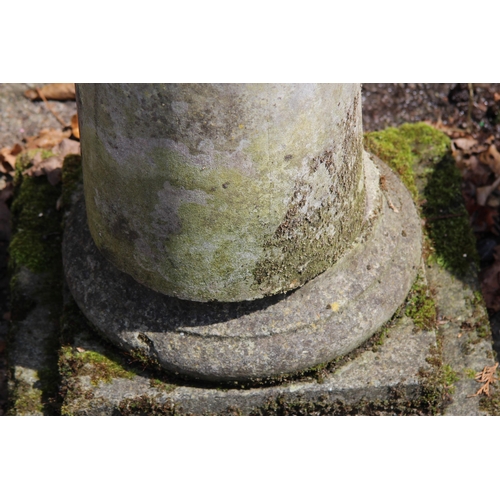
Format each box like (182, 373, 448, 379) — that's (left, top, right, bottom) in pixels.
(7, 123, 495, 415)
(63, 84, 423, 381)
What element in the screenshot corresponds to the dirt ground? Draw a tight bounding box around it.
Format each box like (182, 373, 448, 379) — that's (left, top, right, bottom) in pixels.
(1, 83, 499, 416)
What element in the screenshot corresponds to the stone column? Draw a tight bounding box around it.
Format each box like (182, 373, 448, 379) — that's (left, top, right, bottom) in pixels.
(77, 84, 365, 302)
(64, 83, 422, 381)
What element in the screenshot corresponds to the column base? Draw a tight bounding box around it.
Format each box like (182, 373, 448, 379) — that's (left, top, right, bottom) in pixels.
(63, 154, 422, 382)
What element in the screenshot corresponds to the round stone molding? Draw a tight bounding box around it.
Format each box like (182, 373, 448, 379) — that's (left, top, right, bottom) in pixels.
(63, 154, 422, 382)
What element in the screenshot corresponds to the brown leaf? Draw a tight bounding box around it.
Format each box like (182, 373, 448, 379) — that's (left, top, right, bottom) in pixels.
(462, 158, 492, 186)
(71, 114, 80, 139)
(25, 128, 71, 149)
(52, 138, 80, 157)
(471, 363, 499, 397)
(0, 143, 23, 172)
(479, 144, 500, 176)
(475, 363, 499, 384)
(24, 83, 75, 101)
(24, 155, 63, 179)
(10, 143, 22, 156)
(476, 176, 500, 206)
(454, 136, 478, 151)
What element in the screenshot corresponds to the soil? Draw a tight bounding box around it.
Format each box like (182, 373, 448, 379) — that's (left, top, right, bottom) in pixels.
(1, 83, 499, 416)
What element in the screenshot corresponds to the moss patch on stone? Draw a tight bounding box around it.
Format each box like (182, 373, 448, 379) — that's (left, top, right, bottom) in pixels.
(479, 390, 500, 415)
(365, 123, 483, 412)
(8, 379, 44, 415)
(60, 346, 136, 386)
(364, 122, 450, 202)
(405, 274, 437, 330)
(248, 387, 442, 416)
(365, 122, 478, 277)
(116, 395, 180, 416)
(7, 153, 64, 415)
(9, 178, 61, 275)
(61, 154, 83, 208)
(59, 297, 138, 390)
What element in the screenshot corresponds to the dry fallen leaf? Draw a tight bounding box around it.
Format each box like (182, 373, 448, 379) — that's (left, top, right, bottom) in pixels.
(24, 83, 76, 101)
(454, 136, 478, 151)
(24, 156, 63, 186)
(476, 176, 500, 206)
(71, 114, 80, 139)
(23, 137, 80, 186)
(52, 138, 80, 157)
(0, 143, 23, 172)
(479, 144, 500, 176)
(470, 363, 499, 397)
(475, 362, 499, 383)
(25, 128, 71, 149)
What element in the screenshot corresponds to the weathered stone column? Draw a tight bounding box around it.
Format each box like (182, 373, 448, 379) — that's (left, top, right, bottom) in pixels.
(77, 84, 365, 302)
(64, 83, 422, 381)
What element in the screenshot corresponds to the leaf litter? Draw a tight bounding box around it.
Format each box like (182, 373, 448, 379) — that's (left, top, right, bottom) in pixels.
(24, 83, 76, 102)
(0, 86, 81, 261)
(424, 86, 500, 314)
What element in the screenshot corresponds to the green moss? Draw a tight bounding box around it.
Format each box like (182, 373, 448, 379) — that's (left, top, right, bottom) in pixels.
(364, 123, 450, 202)
(79, 350, 136, 385)
(442, 364, 459, 394)
(61, 154, 82, 208)
(7, 156, 64, 415)
(423, 154, 478, 275)
(249, 386, 442, 416)
(60, 346, 136, 386)
(464, 368, 477, 379)
(479, 390, 500, 415)
(365, 123, 478, 277)
(59, 299, 139, 388)
(8, 380, 44, 416)
(405, 275, 436, 330)
(9, 176, 62, 274)
(149, 378, 176, 392)
(117, 395, 180, 416)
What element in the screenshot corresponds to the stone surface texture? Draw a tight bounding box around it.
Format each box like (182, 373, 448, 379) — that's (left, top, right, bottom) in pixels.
(77, 84, 366, 302)
(429, 264, 494, 416)
(61, 314, 436, 416)
(7, 267, 60, 415)
(63, 156, 422, 381)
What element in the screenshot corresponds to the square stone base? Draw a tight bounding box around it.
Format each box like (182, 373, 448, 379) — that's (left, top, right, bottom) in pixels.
(6, 125, 498, 415)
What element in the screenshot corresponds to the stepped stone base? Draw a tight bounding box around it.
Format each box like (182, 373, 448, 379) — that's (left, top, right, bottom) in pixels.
(62, 155, 422, 382)
(7, 124, 497, 415)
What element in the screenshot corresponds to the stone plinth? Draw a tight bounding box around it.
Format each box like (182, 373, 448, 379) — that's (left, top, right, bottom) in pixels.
(7, 123, 497, 415)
